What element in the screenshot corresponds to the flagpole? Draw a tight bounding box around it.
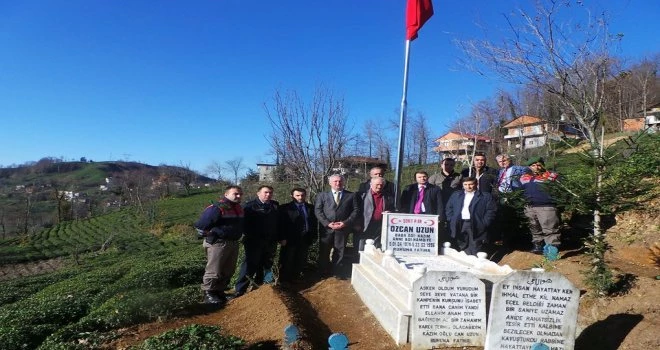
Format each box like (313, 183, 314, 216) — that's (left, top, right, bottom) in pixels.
(394, 39, 412, 210)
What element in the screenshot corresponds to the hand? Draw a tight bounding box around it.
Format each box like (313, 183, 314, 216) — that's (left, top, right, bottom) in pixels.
(279, 240, 287, 246)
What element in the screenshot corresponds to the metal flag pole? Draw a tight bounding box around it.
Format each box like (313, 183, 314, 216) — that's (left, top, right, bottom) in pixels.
(393, 39, 412, 210)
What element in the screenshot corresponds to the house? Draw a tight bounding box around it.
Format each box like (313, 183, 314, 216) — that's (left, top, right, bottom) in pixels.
(622, 102, 660, 133)
(332, 156, 386, 175)
(502, 115, 582, 150)
(433, 132, 495, 163)
(256, 163, 277, 182)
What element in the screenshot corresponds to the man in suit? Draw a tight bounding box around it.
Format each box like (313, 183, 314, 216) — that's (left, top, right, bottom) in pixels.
(460, 152, 498, 195)
(314, 174, 360, 277)
(277, 188, 318, 284)
(357, 177, 395, 251)
(445, 177, 497, 255)
(400, 171, 445, 221)
(357, 166, 395, 197)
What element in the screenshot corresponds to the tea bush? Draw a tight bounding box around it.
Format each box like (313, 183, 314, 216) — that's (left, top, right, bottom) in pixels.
(132, 324, 245, 350)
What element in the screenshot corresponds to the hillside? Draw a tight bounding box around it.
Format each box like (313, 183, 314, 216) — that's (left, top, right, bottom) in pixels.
(0, 160, 214, 238)
(110, 192, 660, 350)
(0, 135, 658, 349)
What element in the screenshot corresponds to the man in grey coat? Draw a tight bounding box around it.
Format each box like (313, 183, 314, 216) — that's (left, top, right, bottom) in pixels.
(357, 177, 395, 251)
(314, 174, 360, 277)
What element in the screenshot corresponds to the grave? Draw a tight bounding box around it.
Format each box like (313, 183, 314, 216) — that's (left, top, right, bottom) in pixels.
(411, 271, 487, 349)
(351, 212, 580, 349)
(351, 213, 513, 345)
(485, 271, 580, 350)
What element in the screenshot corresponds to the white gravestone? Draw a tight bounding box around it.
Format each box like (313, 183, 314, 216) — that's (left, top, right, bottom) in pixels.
(485, 271, 580, 350)
(381, 212, 439, 256)
(411, 271, 487, 349)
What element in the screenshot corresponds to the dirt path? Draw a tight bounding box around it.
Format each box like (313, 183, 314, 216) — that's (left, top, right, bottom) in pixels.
(0, 257, 67, 281)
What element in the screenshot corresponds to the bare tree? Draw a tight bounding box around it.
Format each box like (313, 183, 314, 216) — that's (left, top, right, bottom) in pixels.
(265, 85, 350, 198)
(225, 157, 246, 185)
(409, 112, 434, 165)
(205, 161, 225, 181)
(456, 0, 629, 293)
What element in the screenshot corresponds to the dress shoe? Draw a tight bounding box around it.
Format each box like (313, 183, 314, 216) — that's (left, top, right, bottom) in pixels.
(530, 241, 544, 255)
(203, 291, 225, 304)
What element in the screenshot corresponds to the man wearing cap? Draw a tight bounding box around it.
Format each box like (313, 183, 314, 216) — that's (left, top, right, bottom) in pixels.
(520, 157, 561, 254)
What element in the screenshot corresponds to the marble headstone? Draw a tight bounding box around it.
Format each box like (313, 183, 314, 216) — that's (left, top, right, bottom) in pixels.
(411, 271, 487, 349)
(485, 271, 580, 350)
(381, 212, 439, 256)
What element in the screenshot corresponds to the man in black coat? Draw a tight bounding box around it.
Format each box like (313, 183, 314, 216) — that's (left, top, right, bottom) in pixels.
(445, 177, 497, 255)
(277, 188, 318, 283)
(314, 174, 360, 277)
(399, 171, 445, 221)
(460, 152, 498, 195)
(357, 166, 395, 197)
(234, 185, 279, 297)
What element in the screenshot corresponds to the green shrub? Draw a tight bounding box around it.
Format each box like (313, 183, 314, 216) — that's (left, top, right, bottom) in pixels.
(133, 324, 245, 350)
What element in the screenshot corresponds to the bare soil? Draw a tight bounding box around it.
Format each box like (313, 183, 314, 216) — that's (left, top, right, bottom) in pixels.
(110, 197, 660, 350)
(0, 257, 67, 281)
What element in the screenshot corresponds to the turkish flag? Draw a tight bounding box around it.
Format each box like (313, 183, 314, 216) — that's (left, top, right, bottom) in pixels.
(406, 0, 434, 41)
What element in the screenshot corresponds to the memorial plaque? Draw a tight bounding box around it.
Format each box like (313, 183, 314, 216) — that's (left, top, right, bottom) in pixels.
(485, 271, 580, 350)
(411, 271, 487, 349)
(382, 212, 439, 256)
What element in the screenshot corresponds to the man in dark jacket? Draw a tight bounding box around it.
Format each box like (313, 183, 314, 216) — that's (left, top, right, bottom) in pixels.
(445, 177, 497, 255)
(194, 186, 244, 304)
(357, 177, 395, 251)
(234, 185, 279, 297)
(277, 188, 318, 284)
(460, 152, 498, 195)
(400, 171, 445, 221)
(428, 158, 461, 207)
(520, 157, 560, 254)
(357, 166, 395, 197)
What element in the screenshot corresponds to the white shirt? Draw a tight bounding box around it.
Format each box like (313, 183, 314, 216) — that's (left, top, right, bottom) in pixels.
(461, 191, 475, 219)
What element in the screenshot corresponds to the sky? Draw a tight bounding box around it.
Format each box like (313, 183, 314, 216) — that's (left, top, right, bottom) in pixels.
(0, 0, 658, 175)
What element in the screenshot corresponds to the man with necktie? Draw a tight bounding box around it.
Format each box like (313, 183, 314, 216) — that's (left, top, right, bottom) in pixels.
(277, 188, 318, 284)
(314, 174, 359, 278)
(400, 171, 445, 221)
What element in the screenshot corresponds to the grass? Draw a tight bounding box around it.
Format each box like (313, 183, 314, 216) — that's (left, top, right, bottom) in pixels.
(0, 190, 231, 349)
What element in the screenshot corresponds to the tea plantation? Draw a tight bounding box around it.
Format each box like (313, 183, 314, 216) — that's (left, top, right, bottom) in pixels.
(0, 190, 243, 349)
